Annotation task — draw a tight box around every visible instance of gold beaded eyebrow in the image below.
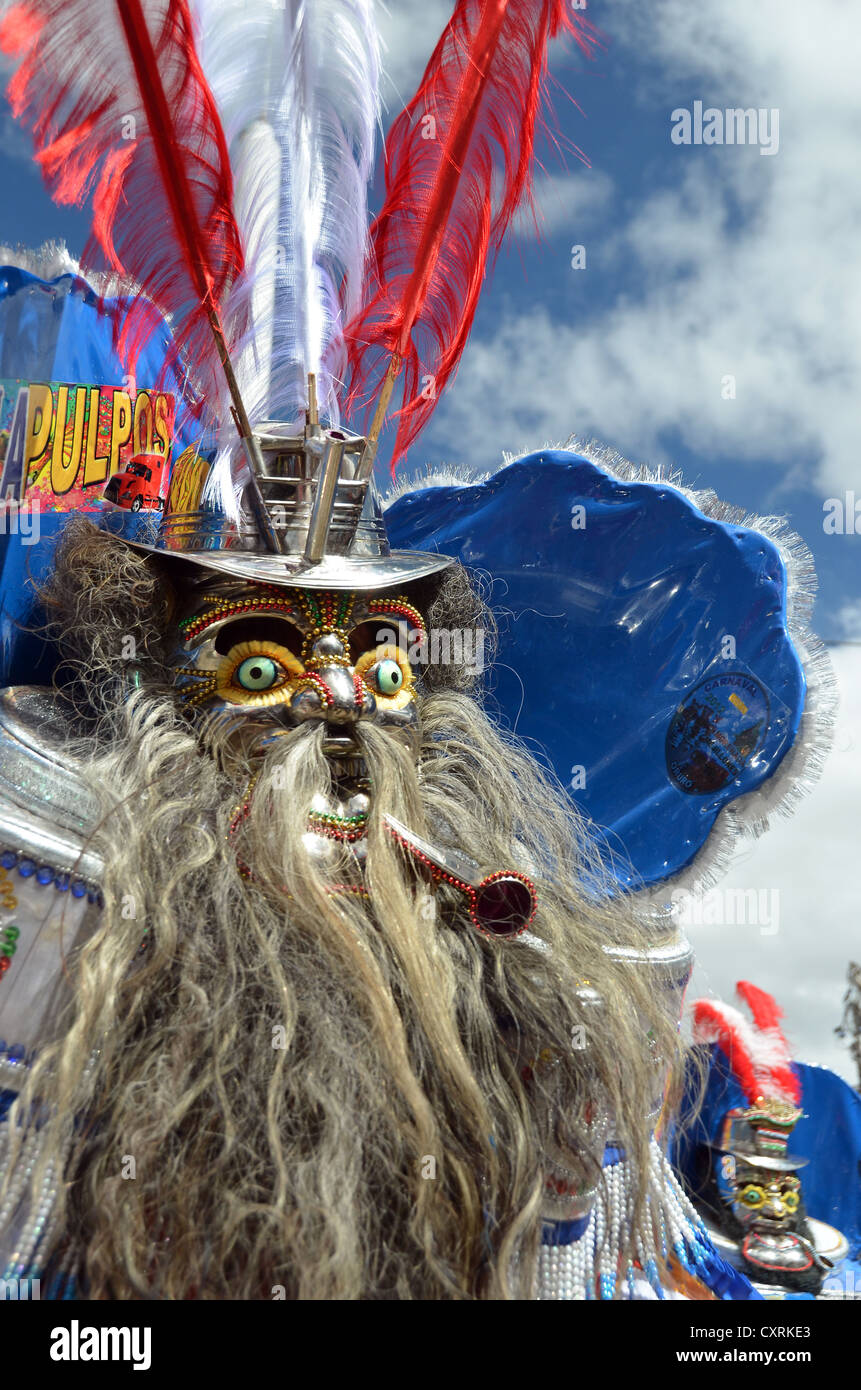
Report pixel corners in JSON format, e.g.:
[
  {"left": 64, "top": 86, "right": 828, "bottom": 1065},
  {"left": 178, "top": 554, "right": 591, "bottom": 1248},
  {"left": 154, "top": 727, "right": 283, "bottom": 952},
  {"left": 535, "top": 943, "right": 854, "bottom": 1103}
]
[{"left": 179, "top": 588, "right": 303, "bottom": 643}]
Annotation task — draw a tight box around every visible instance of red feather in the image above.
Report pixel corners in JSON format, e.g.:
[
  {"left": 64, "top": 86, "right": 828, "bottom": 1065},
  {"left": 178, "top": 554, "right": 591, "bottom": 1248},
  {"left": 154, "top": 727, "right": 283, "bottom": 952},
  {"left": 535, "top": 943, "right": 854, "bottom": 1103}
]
[
  {"left": 735, "top": 980, "right": 799, "bottom": 1103},
  {"left": 692, "top": 993, "right": 800, "bottom": 1106},
  {"left": 344, "top": 0, "right": 601, "bottom": 467},
  {"left": 736, "top": 979, "right": 784, "bottom": 1033},
  {"left": 0, "top": 0, "right": 245, "bottom": 414},
  {"left": 692, "top": 999, "right": 762, "bottom": 1105}
]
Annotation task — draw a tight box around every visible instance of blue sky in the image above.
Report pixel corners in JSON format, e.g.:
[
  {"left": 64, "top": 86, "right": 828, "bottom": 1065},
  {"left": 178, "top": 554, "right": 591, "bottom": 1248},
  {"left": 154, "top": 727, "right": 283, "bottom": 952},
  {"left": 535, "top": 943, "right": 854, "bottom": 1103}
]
[{"left": 0, "top": 0, "right": 859, "bottom": 1079}]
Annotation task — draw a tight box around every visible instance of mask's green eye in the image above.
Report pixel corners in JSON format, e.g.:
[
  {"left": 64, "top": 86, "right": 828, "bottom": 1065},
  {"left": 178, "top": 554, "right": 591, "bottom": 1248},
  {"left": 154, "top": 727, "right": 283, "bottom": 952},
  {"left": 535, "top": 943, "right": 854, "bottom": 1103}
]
[
  {"left": 214, "top": 640, "right": 301, "bottom": 706},
  {"left": 374, "top": 658, "right": 403, "bottom": 694},
  {"left": 236, "top": 656, "right": 280, "bottom": 691},
  {"left": 739, "top": 1185, "right": 765, "bottom": 1208}
]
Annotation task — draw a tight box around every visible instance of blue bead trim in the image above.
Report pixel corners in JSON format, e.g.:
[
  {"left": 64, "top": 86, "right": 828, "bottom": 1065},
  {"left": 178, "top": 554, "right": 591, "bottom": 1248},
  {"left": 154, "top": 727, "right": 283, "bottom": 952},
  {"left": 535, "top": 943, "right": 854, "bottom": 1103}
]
[
  {"left": 678, "top": 1229, "right": 764, "bottom": 1300},
  {"left": 0, "top": 847, "right": 101, "bottom": 904},
  {"left": 0, "top": 1043, "right": 33, "bottom": 1100}
]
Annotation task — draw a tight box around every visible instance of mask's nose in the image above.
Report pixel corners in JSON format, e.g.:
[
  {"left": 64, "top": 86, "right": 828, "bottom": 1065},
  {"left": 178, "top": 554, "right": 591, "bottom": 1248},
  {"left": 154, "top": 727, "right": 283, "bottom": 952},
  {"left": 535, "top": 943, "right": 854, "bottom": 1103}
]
[
  {"left": 289, "top": 632, "right": 377, "bottom": 725},
  {"left": 760, "top": 1187, "right": 788, "bottom": 1223},
  {"left": 290, "top": 664, "right": 377, "bottom": 723}
]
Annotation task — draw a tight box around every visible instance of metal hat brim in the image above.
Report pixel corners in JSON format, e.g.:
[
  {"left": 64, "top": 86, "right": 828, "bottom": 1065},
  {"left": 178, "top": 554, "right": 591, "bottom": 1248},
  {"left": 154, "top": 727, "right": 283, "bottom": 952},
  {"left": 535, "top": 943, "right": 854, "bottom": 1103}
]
[
  {"left": 121, "top": 538, "right": 455, "bottom": 592},
  {"left": 713, "top": 1144, "right": 809, "bottom": 1173}
]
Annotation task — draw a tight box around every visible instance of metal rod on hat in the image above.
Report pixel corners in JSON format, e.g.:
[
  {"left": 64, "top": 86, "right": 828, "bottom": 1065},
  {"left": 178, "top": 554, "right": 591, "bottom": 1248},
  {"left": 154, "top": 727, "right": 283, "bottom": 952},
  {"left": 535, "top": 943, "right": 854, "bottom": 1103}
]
[
  {"left": 356, "top": 354, "right": 400, "bottom": 481},
  {"left": 206, "top": 305, "right": 283, "bottom": 555},
  {"left": 306, "top": 373, "right": 319, "bottom": 432},
  {"left": 304, "top": 434, "right": 347, "bottom": 562}
]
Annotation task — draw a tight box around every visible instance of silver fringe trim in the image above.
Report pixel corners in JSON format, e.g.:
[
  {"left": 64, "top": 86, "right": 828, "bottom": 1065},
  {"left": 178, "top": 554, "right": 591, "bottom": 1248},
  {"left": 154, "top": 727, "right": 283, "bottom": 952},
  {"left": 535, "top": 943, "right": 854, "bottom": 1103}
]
[
  {"left": 0, "top": 239, "right": 136, "bottom": 300},
  {"left": 0, "top": 1051, "right": 98, "bottom": 1289}
]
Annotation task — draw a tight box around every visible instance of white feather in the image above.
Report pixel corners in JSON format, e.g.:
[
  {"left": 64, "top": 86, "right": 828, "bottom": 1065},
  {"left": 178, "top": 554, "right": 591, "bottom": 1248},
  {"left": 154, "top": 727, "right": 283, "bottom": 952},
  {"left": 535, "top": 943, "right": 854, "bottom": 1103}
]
[
  {"left": 190, "top": 0, "right": 379, "bottom": 437},
  {"left": 693, "top": 999, "right": 798, "bottom": 1103}
]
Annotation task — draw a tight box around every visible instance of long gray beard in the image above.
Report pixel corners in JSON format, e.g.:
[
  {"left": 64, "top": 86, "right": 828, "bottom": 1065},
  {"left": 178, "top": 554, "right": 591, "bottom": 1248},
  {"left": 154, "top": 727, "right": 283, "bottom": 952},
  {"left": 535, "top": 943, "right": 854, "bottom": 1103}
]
[{"left": 11, "top": 687, "right": 674, "bottom": 1299}]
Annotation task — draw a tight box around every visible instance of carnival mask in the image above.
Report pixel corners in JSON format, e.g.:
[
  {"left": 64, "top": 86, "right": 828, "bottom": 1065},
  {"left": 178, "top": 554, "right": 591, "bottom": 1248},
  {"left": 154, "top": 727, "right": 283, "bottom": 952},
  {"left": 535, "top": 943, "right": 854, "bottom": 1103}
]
[
  {"left": 713, "top": 1100, "right": 826, "bottom": 1290},
  {"left": 726, "top": 1160, "right": 819, "bottom": 1283},
  {"left": 731, "top": 1165, "right": 801, "bottom": 1231},
  {"left": 172, "top": 577, "right": 427, "bottom": 762}
]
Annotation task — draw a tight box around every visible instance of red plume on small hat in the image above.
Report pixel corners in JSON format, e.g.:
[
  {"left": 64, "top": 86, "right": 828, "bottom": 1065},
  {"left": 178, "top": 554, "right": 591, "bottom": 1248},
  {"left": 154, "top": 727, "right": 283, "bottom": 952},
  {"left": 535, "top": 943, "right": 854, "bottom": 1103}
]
[{"left": 692, "top": 981, "right": 801, "bottom": 1105}]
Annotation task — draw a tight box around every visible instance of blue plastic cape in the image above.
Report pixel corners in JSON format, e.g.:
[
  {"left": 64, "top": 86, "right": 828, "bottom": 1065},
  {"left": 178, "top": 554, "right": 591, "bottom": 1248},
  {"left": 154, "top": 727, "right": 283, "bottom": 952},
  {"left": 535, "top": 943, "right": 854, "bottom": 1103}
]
[
  {"left": 0, "top": 265, "right": 196, "bottom": 401},
  {"left": 386, "top": 455, "right": 806, "bottom": 891}
]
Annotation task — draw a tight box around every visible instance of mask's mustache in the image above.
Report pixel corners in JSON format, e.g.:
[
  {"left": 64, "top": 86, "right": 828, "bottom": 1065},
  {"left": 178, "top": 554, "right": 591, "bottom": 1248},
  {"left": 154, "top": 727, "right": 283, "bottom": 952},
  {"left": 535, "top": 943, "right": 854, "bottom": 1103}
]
[
  {"left": 193, "top": 702, "right": 324, "bottom": 781},
  {"left": 220, "top": 719, "right": 426, "bottom": 884},
  {"left": 227, "top": 718, "right": 425, "bottom": 900},
  {"left": 253, "top": 718, "right": 327, "bottom": 784},
  {"left": 251, "top": 720, "right": 422, "bottom": 811},
  {"left": 353, "top": 721, "right": 425, "bottom": 828}
]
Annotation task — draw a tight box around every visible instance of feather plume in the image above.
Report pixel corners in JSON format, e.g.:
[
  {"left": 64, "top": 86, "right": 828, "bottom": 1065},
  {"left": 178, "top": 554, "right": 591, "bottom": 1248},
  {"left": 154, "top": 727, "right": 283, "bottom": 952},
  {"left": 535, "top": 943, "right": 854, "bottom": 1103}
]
[
  {"left": 0, "top": 0, "right": 247, "bottom": 417},
  {"left": 191, "top": 0, "right": 379, "bottom": 431},
  {"left": 735, "top": 980, "right": 799, "bottom": 1101},
  {"left": 344, "top": 0, "right": 601, "bottom": 466},
  {"left": 736, "top": 979, "right": 785, "bottom": 1035},
  {"left": 692, "top": 992, "right": 800, "bottom": 1105}
]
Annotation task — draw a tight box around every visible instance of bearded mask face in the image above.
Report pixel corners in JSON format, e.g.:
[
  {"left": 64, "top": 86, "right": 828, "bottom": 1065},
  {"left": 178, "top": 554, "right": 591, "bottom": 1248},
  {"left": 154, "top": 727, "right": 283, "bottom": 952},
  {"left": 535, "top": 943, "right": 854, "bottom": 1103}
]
[
  {"left": 727, "top": 1162, "right": 818, "bottom": 1286},
  {"left": 167, "top": 572, "right": 537, "bottom": 938},
  {"left": 170, "top": 576, "right": 426, "bottom": 766},
  {"left": 716, "top": 1100, "right": 807, "bottom": 1238},
  {"left": 710, "top": 1101, "right": 824, "bottom": 1291},
  {"left": 3, "top": 519, "right": 690, "bottom": 1301},
  {"left": 731, "top": 1165, "right": 802, "bottom": 1232}
]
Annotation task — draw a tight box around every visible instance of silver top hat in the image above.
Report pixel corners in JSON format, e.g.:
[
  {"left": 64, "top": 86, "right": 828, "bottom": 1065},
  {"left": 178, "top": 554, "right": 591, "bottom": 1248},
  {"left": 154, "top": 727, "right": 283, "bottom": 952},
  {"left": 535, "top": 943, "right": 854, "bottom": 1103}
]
[
  {"left": 714, "top": 1100, "right": 809, "bottom": 1174},
  {"left": 722, "top": 1145, "right": 809, "bottom": 1175},
  {"left": 103, "top": 381, "right": 453, "bottom": 594}
]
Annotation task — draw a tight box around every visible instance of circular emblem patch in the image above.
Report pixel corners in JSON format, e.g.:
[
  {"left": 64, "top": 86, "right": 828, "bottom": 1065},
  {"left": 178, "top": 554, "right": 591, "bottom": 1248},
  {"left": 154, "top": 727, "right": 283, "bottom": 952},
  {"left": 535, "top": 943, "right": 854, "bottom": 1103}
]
[{"left": 666, "top": 672, "right": 770, "bottom": 794}]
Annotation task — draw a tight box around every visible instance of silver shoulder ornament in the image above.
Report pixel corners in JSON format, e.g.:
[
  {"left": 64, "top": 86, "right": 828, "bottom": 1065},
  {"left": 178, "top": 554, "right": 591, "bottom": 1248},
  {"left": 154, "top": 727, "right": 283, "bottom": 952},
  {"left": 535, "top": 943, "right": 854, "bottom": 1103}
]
[{"left": 0, "top": 686, "right": 103, "bottom": 1090}]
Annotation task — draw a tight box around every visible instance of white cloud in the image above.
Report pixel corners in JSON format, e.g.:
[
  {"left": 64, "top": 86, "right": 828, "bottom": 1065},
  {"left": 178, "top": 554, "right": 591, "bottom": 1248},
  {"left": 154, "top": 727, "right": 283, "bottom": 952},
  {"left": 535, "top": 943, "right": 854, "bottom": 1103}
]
[
  {"left": 834, "top": 600, "right": 861, "bottom": 642},
  {"left": 421, "top": 0, "right": 861, "bottom": 502},
  {"left": 375, "top": 0, "right": 453, "bottom": 115},
  {"left": 511, "top": 168, "right": 614, "bottom": 239},
  {"left": 687, "top": 644, "right": 861, "bottom": 1085}
]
